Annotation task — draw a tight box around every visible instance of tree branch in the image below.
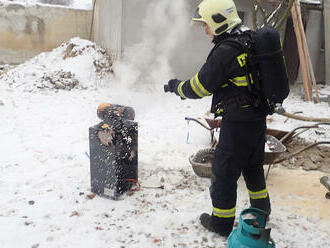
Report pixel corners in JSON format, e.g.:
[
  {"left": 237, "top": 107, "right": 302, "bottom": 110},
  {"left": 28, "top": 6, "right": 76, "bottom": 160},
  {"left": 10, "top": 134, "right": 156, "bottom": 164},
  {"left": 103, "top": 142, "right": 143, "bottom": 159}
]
[
  {"left": 256, "top": 0, "right": 267, "bottom": 26},
  {"left": 275, "top": 0, "right": 295, "bottom": 30},
  {"left": 267, "top": 1, "right": 283, "bottom": 27}
]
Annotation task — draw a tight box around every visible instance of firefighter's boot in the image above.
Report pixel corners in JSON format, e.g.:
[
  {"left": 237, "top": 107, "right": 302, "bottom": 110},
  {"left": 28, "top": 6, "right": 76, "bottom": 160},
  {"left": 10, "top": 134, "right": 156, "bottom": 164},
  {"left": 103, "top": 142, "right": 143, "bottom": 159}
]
[{"left": 200, "top": 213, "right": 233, "bottom": 237}]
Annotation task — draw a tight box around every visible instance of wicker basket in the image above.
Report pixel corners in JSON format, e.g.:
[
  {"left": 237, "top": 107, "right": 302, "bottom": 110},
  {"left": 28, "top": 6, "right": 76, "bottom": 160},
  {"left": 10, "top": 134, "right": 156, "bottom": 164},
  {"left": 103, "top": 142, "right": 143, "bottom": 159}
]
[{"left": 189, "top": 135, "right": 286, "bottom": 178}]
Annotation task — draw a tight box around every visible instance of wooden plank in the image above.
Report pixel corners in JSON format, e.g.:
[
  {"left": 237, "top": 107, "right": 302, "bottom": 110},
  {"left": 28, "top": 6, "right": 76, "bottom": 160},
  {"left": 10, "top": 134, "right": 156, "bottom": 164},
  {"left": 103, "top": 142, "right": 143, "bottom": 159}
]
[
  {"left": 294, "top": 1, "right": 314, "bottom": 101},
  {"left": 291, "top": 1, "right": 313, "bottom": 101},
  {"left": 305, "top": 46, "right": 320, "bottom": 103},
  {"left": 295, "top": 1, "right": 320, "bottom": 102}
]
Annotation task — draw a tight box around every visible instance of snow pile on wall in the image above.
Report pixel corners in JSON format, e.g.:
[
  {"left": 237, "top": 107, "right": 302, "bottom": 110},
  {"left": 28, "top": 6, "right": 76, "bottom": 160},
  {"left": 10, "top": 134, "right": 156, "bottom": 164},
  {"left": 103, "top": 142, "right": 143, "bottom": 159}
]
[
  {"left": 300, "top": 0, "right": 321, "bottom": 4},
  {"left": 0, "top": 0, "right": 92, "bottom": 9},
  {"left": 38, "top": 0, "right": 73, "bottom": 5},
  {"left": 0, "top": 37, "right": 113, "bottom": 92}
]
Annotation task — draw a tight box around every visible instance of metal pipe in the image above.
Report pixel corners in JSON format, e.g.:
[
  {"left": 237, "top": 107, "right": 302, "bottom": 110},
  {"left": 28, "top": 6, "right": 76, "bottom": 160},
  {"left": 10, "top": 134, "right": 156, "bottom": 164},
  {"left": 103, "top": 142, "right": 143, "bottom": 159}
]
[
  {"left": 185, "top": 117, "right": 212, "bottom": 131},
  {"left": 320, "top": 176, "right": 330, "bottom": 191}
]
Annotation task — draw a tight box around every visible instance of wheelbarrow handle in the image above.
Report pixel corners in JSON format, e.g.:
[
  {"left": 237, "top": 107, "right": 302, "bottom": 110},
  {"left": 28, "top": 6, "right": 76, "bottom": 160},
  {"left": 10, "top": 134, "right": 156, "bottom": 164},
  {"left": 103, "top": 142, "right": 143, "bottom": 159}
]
[
  {"left": 185, "top": 117, "right": 212, "bottom": 131},
  {"left": 280, "top": 123, "right": 330, "bottom": 143}
]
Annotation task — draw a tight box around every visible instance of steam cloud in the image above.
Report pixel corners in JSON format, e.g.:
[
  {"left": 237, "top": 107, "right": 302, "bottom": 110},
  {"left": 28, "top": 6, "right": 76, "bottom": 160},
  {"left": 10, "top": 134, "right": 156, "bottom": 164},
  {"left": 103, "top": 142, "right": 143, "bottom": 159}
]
[{"left": 113, "top": 0, "right": 192, "bottom": 91}]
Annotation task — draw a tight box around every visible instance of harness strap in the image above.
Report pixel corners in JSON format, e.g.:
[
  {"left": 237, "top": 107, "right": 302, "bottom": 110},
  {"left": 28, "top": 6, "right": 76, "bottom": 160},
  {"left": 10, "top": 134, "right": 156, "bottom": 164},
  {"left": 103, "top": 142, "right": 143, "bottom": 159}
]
[{"left": 215, "top": 94, "right": 256, "bottom": 116}]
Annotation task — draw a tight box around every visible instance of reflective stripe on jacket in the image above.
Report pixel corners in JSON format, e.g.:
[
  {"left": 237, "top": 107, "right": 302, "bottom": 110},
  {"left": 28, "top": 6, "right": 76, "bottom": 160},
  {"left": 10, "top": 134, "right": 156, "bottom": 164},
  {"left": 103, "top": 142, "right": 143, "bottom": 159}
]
[{"left": 175, "top": 28, "right": 266, "bottom": 121}]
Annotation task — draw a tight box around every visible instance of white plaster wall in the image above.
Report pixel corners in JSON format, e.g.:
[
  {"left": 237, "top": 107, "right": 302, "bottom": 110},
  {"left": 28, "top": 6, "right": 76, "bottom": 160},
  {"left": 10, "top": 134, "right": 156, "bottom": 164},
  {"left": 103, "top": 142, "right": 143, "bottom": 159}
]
[
  {"left": 0, "top": 2, "right": 92, "bottom": 64},
  {"left": 92, "top": 0, "right": 122, "bottom": 60},
  {"left": 296, "top": 9, "right": 325, "bottom": 83},
  {"left": 323, "top": 0, "right": 330, "bottom": 84}
]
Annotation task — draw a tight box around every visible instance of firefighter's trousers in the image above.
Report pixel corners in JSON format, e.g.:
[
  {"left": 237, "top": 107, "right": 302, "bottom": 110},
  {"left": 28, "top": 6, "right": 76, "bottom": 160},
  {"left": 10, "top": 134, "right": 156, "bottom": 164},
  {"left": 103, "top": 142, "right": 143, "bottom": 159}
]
[{"left": 210, "top": 119, "right": 271, "bottom": 231}]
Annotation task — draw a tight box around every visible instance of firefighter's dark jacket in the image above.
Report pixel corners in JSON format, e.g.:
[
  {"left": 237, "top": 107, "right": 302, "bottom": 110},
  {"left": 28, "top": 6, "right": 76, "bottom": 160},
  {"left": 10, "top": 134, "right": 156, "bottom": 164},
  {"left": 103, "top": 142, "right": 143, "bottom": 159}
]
[{"left": 174, "top": 26, "right": 266, "bottom": 122}]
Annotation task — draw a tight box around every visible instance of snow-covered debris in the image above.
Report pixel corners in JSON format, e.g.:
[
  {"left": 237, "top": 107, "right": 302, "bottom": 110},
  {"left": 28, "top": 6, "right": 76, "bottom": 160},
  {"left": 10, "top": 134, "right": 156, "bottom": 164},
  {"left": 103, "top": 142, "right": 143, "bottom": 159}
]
[
  {"left": 38, "top": 70, "right": 79, "bottom": 90},
  {"left": 0, "top": 37, "right": 113, "bottom": 92},
  {"left": 0, "top": 64, "right": 14, "bottom": 75},
  {"left": 267, "top": 88, "right": 330, "bottom": 143}
]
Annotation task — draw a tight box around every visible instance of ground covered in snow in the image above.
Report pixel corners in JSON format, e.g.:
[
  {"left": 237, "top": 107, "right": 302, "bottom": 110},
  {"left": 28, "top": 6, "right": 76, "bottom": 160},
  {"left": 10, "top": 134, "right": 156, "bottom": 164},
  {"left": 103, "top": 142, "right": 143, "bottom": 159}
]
[{"left": 1, "top": 36, "right": 330, "bottom": 248}]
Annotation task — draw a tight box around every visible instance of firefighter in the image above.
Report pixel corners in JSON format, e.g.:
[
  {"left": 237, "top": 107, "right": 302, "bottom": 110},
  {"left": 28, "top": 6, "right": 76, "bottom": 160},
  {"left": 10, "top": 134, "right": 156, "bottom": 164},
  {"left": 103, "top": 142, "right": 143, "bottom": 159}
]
[{"left": 164, "top": 0, "right": 271, "bottom": 237}]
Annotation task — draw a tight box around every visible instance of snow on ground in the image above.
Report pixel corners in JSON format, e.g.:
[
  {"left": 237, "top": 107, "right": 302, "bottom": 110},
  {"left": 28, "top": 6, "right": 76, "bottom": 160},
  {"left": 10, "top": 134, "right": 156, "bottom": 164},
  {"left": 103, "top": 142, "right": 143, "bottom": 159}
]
[
  {"left": 0, "top": 0, "right": 330, "bottom": 245},
  {"left": 0, "top": 36, "right": 330, "bottom": 248},
  {"left": 267, "top": 89, "right": 330, "bottom": 143}
]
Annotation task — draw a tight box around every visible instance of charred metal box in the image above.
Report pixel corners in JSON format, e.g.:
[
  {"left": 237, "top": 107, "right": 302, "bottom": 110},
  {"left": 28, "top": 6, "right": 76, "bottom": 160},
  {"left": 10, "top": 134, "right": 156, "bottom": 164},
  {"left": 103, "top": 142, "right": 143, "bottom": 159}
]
[{"left": 89, "top": 103, "right": 138, "bottom": 199}]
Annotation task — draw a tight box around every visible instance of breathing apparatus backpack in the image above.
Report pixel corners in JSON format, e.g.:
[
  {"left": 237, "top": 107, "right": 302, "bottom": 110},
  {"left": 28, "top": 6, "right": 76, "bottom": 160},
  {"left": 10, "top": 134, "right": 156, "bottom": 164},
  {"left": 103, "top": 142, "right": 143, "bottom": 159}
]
[{"left": 225, "top": 26, "right": 290, "bottom": 114}]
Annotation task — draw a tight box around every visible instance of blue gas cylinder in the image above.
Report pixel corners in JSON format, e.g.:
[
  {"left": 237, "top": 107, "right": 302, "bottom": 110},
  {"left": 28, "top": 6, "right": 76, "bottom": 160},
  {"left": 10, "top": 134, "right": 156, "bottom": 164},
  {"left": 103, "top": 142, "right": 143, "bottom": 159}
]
[{"left": 227, "top": 208, "right": 275, "bottom": 248}]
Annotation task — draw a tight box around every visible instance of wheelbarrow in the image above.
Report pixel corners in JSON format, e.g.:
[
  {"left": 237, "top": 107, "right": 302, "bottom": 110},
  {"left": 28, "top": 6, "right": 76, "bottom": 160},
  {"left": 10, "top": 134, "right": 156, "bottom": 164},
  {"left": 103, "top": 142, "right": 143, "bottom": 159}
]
[
  {"left": 186, "top": 117, "right": 330, "bottom": 179},
  {"left": 186, "top": 117, "right": 329, "bottom": 146},
  {"left": 189, "top": 135, "right": 286, "bottom": 178}
]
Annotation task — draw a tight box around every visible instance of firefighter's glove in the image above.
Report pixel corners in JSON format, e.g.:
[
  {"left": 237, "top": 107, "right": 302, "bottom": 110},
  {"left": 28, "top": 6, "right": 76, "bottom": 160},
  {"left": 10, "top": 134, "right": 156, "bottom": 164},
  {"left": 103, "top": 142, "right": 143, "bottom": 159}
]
[
  {"left": 164, "top": 79, "right": 179, "bottom": 93},
  {"left": 164, "top": 79, "right": 186, "bottom": 100}
]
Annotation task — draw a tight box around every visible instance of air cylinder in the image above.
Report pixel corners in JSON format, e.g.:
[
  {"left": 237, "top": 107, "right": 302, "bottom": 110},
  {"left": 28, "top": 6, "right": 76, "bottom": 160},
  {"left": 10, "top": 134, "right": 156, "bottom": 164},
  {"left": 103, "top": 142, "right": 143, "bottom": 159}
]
[{"left": 253, "top": 26, "right": 290, "bottom": 104}]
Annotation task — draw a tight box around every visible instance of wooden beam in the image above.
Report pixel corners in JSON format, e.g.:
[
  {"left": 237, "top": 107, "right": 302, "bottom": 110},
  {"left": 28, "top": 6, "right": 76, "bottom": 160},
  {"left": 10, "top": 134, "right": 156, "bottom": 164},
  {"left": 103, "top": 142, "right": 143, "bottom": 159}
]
[
  {"left": 295, "top": 1, "right": 320, "bottom": 103},
  {"left": 291, "top": 1, "right": 313, "bottom": 101}
]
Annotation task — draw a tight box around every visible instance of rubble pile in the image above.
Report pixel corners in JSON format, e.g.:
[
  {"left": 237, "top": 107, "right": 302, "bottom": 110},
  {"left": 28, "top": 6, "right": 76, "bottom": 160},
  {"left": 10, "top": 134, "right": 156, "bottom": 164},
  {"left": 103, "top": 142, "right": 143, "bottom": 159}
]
[
  {"left": 0, "top": 37, "right": 113, "bottom": 91},
  {"left": 62, "top": 40, "right": 113, "bottom": 79},
  {"left": 38, "top": 70, "right": 80, "bottom": 90},
  {"left": 280, "top": 138, "right": 330, "bottom": 173}
]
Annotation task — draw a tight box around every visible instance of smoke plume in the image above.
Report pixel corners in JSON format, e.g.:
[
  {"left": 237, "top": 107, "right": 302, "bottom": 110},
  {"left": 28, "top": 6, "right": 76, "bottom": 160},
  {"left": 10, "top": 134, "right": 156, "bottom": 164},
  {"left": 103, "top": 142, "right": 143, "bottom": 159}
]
[{"left": 113, "top": 0, "right": 192, "bottom": 91}]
